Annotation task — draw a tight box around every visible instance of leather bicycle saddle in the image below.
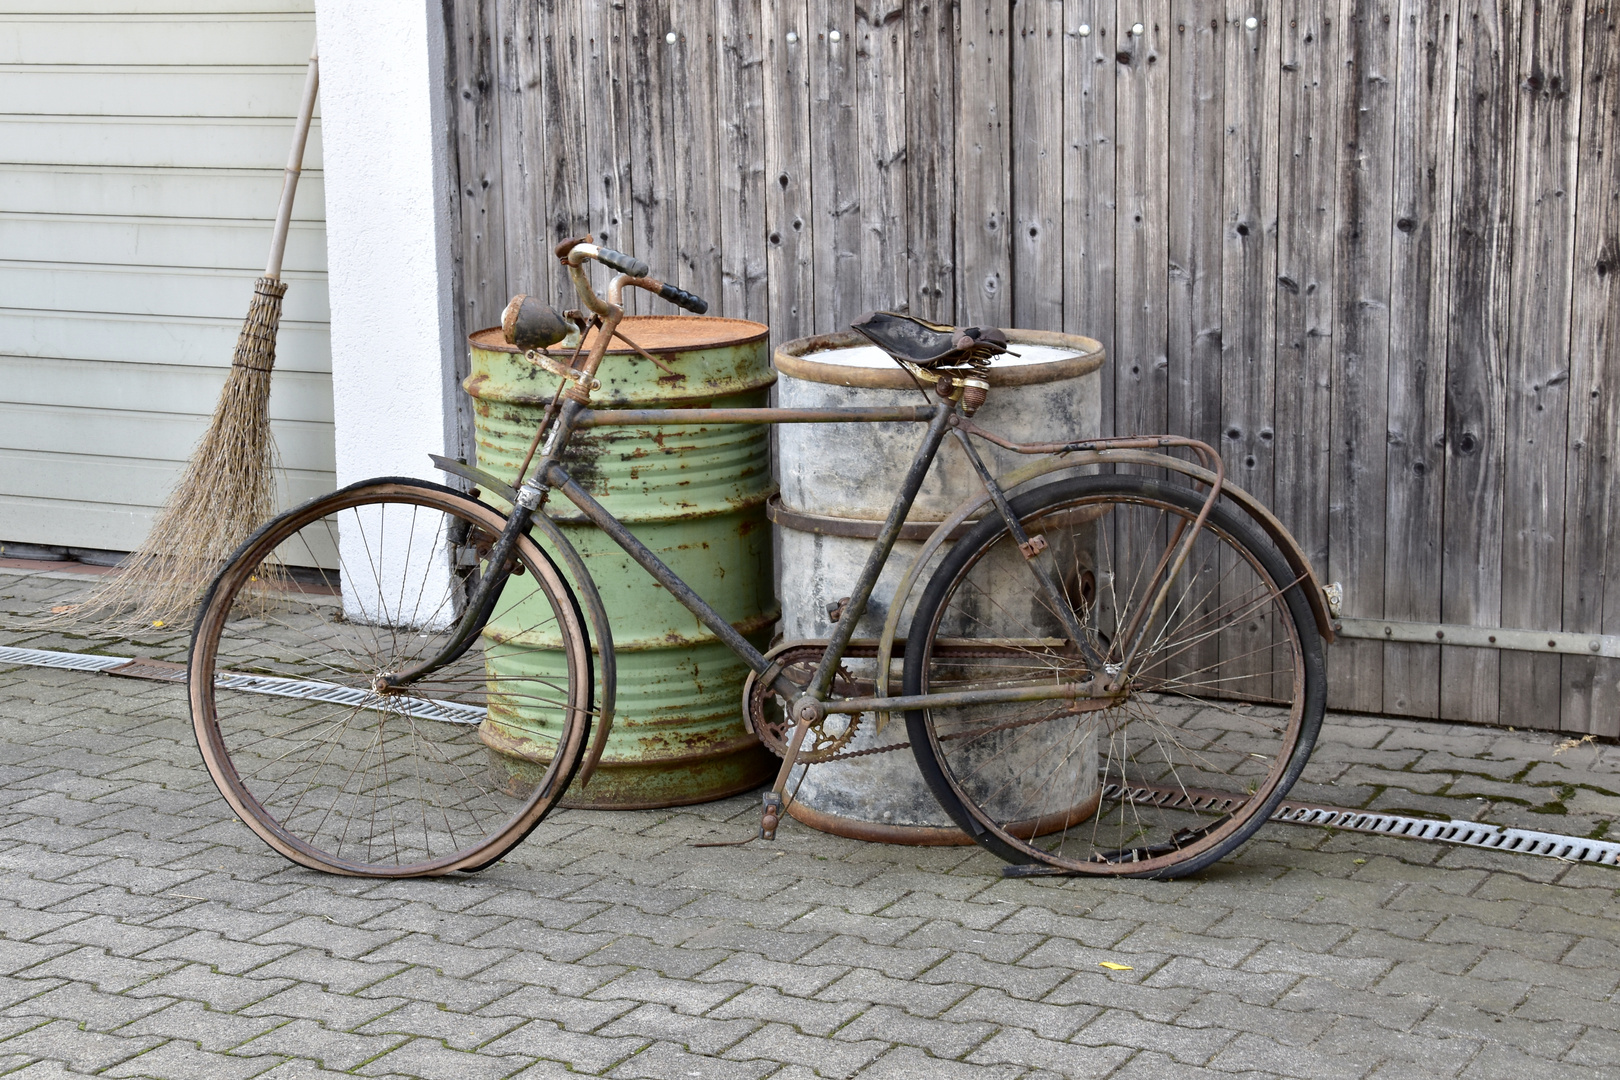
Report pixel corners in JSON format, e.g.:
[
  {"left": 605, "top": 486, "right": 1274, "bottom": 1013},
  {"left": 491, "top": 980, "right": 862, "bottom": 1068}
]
[{"left": 850, "top": 311, "right": 1010, "bottom": 369}]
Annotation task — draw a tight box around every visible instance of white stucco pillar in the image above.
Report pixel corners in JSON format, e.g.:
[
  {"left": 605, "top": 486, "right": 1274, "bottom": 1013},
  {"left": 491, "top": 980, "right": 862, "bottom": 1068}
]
[
  {"left": 315, "top": 0, "right": 459, "bottom": 488},
  {"left": 315, "top": 2, "right": 460, "bottom": 626}
]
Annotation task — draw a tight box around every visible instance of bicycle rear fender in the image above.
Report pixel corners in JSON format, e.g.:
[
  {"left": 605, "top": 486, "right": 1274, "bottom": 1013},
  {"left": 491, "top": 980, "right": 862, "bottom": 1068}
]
[
  {"left": 432, "top": 455, "right": 617, "bottom": 789},
  {"left": 872, "top": 449, "right": 1335, "bottom": 719}
]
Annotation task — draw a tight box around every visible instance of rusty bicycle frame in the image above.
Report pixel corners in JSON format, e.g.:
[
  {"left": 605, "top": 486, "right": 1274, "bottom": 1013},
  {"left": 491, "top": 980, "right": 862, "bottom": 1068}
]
[{"left": 398, "top": 239, "right": 1325, "bottom": 841}]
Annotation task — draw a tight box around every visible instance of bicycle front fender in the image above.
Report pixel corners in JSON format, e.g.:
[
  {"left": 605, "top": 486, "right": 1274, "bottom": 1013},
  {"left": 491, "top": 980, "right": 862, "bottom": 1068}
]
[
  {"left": 432, "top": 454, "right": 617, "bottom": 789},
  {"left": 523, "top": 512, "right": 616, "bottom": 790}
]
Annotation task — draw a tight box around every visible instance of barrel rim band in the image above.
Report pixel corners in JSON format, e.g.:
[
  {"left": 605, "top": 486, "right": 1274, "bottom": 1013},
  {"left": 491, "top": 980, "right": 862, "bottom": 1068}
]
[
  {"left": 774, "top": 328, "right": 1105, "bottom": 390},
  {"left": 766, "top": 494, "right": 976, "bottom": 542}
]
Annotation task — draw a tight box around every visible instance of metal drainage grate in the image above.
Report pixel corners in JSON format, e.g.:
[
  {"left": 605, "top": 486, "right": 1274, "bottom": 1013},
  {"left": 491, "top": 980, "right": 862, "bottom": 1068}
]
[
  {"left": 1, "top": 645, "right": 485, "bottom": 726},
  {"left": 0, "top": 645, "right": 133, "bottom": 673},
  {"left": 1100, "top": 782, "right": 1620, "bottom": 868}
]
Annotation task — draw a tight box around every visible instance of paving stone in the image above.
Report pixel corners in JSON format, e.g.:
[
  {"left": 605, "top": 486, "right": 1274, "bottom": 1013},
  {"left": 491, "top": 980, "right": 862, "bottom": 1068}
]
[
  {"left": 1316, "top": 1016, "right": 1481, "bottom": 1072},
  {"left": 964, "top": 1028, "right": 1132, "bottom": 1077},
  {"left": 242, "top": 984, "right": 408, "bottom": 1030},
  {"left": 857, "top": 1045, "right": 1027, "bottom": 1079},
  {"left": 21, "top": 947, "right": 180, "bottom": 994},
  {"left": 1144, "top": 957, "right": 1299, "bottom": 1007},
  {"left": 102, "top": 1041, "right": 283, "bottom": 1080},
  {"left": 0, "top": 975, "right": 66, "bottom": 1012},
  {"left": 707, "top": 986, "right": 863, "bottom": 1038},
  {"left": 695, "top": 955, "right": 846, "bottom": 998},
  {"left": 122, "top": 964, "right": 293, "bottom": 1011},
  {"left": 0, "top": 940, "right": 77, "bottom": 978},
  {"left": 473, "top": 984, "right": 634, "bottom": 1032},
  {"left": 1370, "top": 963, "right": 1529, "bottom": 1013},
  {"left": 607, "top": 1039, "right": 773, "bottom": 1080},
  {"left": 0, "top": 1019, "right": 163, "bottom": 1073},
  {"left": 939, "top": 986, "right": 1092, "bottom": 1040},
  {"left": 891, "top": 920, "right": 1041, "bottom": 965},
  {"left": 355, "top": 1036, "right": 532, "bottom": 1079},
  {"left": 1041, "top": 971, "right": 1200, "bottom": 1024},
  {"left": 793, "top": 937, "right": 947, "bottom": 981},
  {"left": 250, "top": 916, "right": 406, "bottom": 962},
  {"left": 482, "top": 1017, "right": 646, "bottom": 1072},
  {"left": 1177, "top": 990, "right": 1332, "bottom": 1046},
  {"left": 918, "top": 955, "right": 1068, "bottom": 1001},
  {"left": 1459, "top": 1043, "right": 1601, "bottom": 1080},
  {"left": 360, "top": 932, "right": 514, "bottom": 978},
  {"left": 813, "top": 969, "right": 972, "bottom": 1020},
  {"left": 1071, "top": 1009, "right": 1237, "bottom": 1065},
  {"left": 1240, "top": 942, "right": 1393, "bottom": 990},
  {"left": 135, "top": 930, "right": 301, "bottom": 975},
  {"left": 600, "top": 1002, "right": 758, "bottom": 1055},
  {"left": 357, "top": 966, "right": 522, "bottom": 1013},
  {"left": 479, "top": 952, "right": 626, "bottom": 995},
  {"left": 236, "top": 1018, "right": 408, "bottom": 1071},
  {"left": 678, "top": 923, "right": 830, "bottom": 963},
  {"left": 0, "top": 982, "right": 171, "bottom": 1032},
  {"left": 244, "top": 949, "right": 407, "bottom": 994},
  {"left": 722, "top": 1022, "right": 886, "bottom": 1079},
  {"left": 354, "top": 1001, "right": 528, "bottom": 1050},
  {"left": 832, "top": 1003, "right": 995, "bottom": 1058},
  {"left": 1464, "top": 949, "right": 1620, "bottom": 997},
  {"left": 1208, "top": 1030, "right": 1377, "bottom": 1079},
  {"left": 1562, "top": 1025, "right": 1620, "bottom": 1069}
]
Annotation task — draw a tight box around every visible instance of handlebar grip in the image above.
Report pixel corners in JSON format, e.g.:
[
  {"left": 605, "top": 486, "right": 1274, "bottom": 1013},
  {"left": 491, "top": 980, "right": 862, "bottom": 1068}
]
[
  {"left": 594, "top": 246, "right": 651, "bottom": 279},
  {"left": 658, "top": 282, "right": 710, "bottom": 315}
]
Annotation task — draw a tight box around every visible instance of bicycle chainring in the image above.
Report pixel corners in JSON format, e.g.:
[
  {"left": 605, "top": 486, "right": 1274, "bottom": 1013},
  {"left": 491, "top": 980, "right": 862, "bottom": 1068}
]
[{"left": 744, "top": 643, "right": 870, "bottom": 763}]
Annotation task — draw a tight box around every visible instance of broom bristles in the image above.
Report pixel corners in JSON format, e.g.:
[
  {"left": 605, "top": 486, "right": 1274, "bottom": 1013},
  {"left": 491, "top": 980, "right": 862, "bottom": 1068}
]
[{"left": 65, "top": 277, "right": 289, "bottom": 629}]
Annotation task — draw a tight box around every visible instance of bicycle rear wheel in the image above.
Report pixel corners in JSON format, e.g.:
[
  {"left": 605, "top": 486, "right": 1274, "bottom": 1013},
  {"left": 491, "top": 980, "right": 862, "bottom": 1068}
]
[
  {"left": 188, "top": 478, "right": 593, "bottom": 876},
  {"left": 903, "top": 474, "right": 1325, "bottom": 878}
]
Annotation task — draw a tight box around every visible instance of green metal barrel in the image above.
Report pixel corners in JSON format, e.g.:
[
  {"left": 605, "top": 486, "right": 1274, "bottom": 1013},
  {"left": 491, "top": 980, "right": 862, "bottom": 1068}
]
[{"left": 466, "top": 318, "right": 777, "bottom": 809}]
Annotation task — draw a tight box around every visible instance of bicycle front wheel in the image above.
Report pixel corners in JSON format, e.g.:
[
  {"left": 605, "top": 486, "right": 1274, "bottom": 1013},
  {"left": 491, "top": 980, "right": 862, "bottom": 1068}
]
[
  {"left": 189, "top": 478, "right": 593, "bottom": 876},
  {"left": 903, "top": 474, "right": 1326, "bottom": 878}
]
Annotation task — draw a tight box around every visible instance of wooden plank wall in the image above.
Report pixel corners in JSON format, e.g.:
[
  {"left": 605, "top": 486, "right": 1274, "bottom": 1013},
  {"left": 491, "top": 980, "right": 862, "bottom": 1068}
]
[{"left": 442, "top": 0, "right": 1620, "bottom": 735}]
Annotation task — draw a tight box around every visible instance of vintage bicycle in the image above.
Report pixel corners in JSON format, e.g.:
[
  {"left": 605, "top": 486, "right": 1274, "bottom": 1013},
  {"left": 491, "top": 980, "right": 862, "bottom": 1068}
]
[{"left": 187, "top": 238, "right": 1334, "bottom": 880}]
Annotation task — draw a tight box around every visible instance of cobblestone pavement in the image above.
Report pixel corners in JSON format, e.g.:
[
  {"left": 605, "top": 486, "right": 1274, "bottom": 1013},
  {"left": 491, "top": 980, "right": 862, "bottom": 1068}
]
[{"left": 2, "top": 562, "right": 1618, "bottom": 1079}]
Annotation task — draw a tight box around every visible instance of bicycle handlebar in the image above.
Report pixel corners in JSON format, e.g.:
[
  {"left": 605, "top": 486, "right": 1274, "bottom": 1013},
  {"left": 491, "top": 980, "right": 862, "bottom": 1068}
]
[
  {"left": 656, "top": 282, "right": 709, "bottom": 315},
  {"left": 593, "top": 246, "right": 650, "bottom": 280},
  {"left": 555, "top": 234, "right": 709, "bottom": 317}
]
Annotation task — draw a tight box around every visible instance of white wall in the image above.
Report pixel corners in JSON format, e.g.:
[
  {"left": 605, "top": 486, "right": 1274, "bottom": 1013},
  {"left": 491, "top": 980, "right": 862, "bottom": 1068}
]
[{"left": 314, "top": 0, "right": 459, "bottom": 489}]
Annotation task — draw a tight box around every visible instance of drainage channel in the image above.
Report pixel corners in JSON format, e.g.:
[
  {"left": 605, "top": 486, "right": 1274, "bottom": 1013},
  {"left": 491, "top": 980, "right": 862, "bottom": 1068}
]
[
  {"left": 3, "top": 644, "right": 1617, "bottom": 869},
  {"left": 0, "top": 644, "right": 485, "bottom": 726}
]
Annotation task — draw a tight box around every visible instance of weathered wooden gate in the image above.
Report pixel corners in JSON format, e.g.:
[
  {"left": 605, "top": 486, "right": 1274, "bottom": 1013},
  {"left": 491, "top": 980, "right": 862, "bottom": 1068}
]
[{"left": 441, "top": 0, "right": 1620, "bottom": 735}]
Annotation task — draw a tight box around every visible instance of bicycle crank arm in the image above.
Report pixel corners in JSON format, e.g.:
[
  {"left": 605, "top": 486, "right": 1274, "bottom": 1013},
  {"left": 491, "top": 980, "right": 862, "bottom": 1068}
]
[{"left": 814, "top": 680, "right": 1117, "bottom": 716}]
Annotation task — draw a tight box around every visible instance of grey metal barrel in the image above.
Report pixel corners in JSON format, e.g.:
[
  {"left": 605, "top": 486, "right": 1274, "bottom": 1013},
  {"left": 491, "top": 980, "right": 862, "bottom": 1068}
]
[{"left": 771, "top": 329, "right": 1106, "bottom": 843}]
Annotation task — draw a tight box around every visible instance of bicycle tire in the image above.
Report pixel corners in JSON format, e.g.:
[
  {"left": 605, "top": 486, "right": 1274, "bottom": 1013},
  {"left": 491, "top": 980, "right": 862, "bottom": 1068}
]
[
  {"left": 189, "top": 478, "right": 593, "bottom": 877},
  {"left": 903, "top": 474, "right": 1326, "bottom": 878}
]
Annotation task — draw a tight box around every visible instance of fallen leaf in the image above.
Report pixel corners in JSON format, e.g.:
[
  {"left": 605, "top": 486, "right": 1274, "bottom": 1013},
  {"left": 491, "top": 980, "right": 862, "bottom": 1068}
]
[
  {"left": 151, "top": 620, "right": 165, "bottom": 628},
  {"left": 50, "top": 605, "right": 73, "bottom": 614},
  {"left": 1098, "top": 961, "right": 1133, "bottom": 971}
]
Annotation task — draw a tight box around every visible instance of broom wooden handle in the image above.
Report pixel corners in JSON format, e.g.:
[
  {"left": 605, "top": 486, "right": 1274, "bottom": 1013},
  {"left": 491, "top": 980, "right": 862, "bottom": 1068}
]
[{"left": 265, "top": 43, "right": 320, "bottom": 281}]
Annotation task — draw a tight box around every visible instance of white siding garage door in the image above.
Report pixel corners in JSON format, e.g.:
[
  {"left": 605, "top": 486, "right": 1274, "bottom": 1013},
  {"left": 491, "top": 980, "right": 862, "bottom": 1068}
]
[{"left": 0, "top": 1, "right": 332, "bottom": 553}]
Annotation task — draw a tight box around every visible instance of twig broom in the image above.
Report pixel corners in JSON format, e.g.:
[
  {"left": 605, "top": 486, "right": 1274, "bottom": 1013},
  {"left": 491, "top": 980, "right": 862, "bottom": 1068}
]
[{"left": 70, "top": 45, "right": 320, "bottom": 629}]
